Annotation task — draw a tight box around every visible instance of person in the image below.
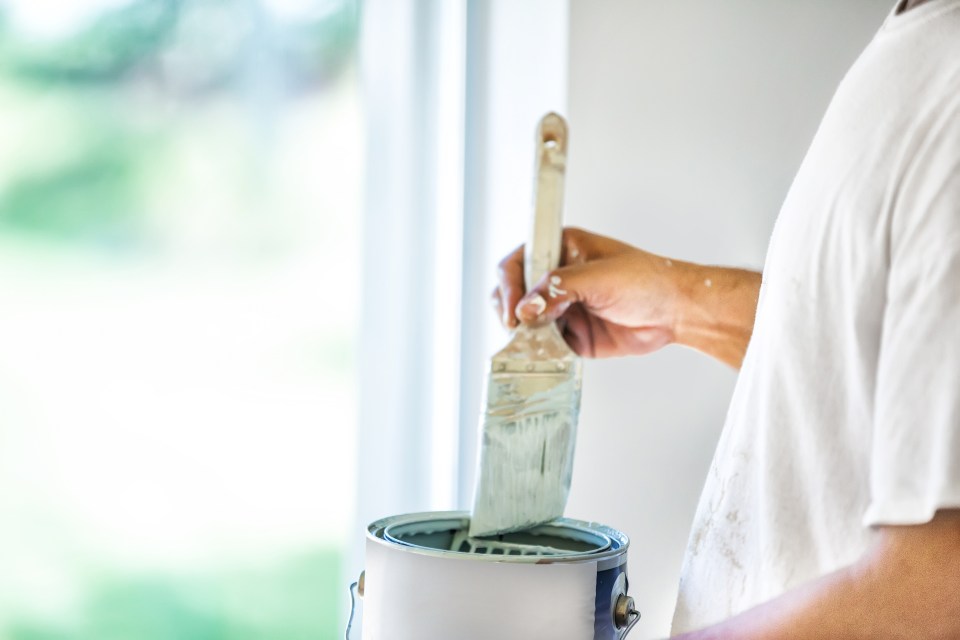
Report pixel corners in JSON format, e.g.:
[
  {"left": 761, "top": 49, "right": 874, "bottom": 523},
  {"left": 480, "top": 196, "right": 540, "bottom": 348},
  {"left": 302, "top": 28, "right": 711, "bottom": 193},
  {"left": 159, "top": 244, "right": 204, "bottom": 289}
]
[{"left": 493, "top": 0, "right": 960, "bottom": 637}]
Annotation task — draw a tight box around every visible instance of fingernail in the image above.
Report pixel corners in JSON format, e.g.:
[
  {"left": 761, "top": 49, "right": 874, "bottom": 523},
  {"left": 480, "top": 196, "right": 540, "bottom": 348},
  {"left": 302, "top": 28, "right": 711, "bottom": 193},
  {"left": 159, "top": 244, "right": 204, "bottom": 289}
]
[
  {"left": 516, "top": 294, "right": 547, "bottom": 321},
  {"left": 503, "top": 308, "right": 513, "bottom": 326}
]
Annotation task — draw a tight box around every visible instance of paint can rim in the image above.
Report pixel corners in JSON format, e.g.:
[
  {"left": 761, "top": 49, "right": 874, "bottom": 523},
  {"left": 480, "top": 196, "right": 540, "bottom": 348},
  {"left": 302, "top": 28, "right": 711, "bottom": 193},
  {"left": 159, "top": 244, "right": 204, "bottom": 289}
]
[{"left": 366, "top": 510, "right": 630, "bottom": 566}]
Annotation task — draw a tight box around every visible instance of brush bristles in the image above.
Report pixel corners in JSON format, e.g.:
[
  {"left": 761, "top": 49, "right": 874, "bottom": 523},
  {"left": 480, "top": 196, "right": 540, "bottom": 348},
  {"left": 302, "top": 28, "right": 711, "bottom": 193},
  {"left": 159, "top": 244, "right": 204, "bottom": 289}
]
[{"left": 469, "top": 398, "right": 580, "bottom": 537}]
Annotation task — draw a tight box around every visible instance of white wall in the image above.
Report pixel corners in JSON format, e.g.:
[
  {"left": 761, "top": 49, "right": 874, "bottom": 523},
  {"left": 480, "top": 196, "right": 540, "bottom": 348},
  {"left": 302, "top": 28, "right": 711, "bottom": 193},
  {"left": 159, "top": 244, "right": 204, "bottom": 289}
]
[{"left": 563, "top": 1, "right": 891, "bottom": 636}]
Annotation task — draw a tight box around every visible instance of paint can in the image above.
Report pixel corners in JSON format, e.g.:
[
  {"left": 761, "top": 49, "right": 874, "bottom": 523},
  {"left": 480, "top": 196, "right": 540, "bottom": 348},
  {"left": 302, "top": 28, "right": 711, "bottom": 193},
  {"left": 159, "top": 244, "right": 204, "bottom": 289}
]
[{"left": 346, "top": 511, "right": 639, "bottom": 639}]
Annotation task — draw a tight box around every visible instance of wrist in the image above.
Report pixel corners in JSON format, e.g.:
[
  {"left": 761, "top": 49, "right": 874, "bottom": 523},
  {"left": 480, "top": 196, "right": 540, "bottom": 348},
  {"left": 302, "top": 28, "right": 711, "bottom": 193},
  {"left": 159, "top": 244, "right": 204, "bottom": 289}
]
[
  {"left": 667, "top": 262, "right": 761, "bottom": 369},
  {"left": 667, "top": 261, "right": 716, "bottom": 345}
]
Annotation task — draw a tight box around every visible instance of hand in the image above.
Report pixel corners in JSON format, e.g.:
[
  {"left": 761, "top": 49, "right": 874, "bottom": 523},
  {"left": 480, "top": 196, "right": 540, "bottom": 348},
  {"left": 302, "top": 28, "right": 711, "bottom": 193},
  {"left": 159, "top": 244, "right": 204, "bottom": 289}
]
[
  {"left": 492, "top": 227, "right": 682, "bottom": 359},
  {"left": 493, "top": 227, "right": 762, "bottom": 367}
]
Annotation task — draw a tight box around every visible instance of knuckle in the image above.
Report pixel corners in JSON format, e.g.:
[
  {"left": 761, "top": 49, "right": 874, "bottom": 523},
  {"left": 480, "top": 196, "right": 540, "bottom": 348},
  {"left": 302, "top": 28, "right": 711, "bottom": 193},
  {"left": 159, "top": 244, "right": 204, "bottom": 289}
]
[
  {"left": 497, "top": 254, "right": 516, "bottom": 273},
  {"left": 497, "top": 244, "right": 525, "bottom": 273},
  {"left": 497, "top": 264, "right": 522, "bottom": 285}
]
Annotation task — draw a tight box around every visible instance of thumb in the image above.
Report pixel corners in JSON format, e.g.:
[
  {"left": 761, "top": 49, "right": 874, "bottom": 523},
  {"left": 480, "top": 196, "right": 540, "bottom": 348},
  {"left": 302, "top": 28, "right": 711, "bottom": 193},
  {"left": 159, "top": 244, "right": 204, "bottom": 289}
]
[{"left": 514, "top": 265, "right": 589, "bottom": 325}]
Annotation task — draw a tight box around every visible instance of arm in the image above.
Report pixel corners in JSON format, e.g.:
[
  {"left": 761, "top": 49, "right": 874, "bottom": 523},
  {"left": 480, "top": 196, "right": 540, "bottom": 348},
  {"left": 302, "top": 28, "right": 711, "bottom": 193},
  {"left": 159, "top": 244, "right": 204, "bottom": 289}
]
[
  {"left": 670, "top": 261, "right": 761, "bottom": 369},
  {"left": 675, "top": 510, "right": 960, "bottom": 639},
  {"left": 493, "top": 227, "right": 761, "bottom": 368}
]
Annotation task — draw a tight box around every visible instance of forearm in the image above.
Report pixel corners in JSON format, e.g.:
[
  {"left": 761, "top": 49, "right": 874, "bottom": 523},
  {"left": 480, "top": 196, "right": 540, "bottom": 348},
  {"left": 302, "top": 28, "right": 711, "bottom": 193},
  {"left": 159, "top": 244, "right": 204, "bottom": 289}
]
[
  {"left": 674, "top": 564, "right": 872, "bottom": 640},
  {"left": 674, "top": 512, "right": 960, "bottom": 640},
  {"left": 670, "top": 263, "right": 761, "bottom": 369}
]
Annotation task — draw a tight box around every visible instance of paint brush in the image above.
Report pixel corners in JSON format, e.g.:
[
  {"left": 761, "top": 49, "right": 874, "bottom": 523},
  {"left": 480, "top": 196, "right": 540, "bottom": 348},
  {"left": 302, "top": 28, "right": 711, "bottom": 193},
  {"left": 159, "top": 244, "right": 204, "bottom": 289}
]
[{"left": 469, "top": 113, "right": 583, "bottom": 538}]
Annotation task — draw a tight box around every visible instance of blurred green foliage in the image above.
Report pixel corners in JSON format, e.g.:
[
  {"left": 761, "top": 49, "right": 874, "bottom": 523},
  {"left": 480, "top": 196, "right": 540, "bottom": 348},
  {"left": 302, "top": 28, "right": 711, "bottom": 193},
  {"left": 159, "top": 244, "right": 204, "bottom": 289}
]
[
  {"left": 0, "top": 133, "right": 147, "bottom": 247},
  {"left": 6, "top": 550, "right": 342, "bottom": 640},
  {"left": 0, "top": 0, "right": 359, "bottom": 247},
  {"left": 279, "top": 7, "right": 359, "bottom": 88},
  {"left": 0, "top": 0, "right": 358, "bottom": 87},
  {"left": 0, "top": 0, "right": 179, "bottom": 83}
]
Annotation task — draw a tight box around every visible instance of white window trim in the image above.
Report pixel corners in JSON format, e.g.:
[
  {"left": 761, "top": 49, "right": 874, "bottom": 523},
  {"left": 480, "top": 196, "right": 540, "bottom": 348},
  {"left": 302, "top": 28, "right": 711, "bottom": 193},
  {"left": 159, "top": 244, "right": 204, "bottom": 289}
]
[{"left": 349, "top": 0, "right": 569, "bottom": 603}]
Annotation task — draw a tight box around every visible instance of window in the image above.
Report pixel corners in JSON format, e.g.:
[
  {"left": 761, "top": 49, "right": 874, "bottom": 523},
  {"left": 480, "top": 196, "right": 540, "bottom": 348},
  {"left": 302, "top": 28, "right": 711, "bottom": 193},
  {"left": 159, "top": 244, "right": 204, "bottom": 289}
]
[{"left": 0, "top": 1, "right": 360, "bottom": 638}]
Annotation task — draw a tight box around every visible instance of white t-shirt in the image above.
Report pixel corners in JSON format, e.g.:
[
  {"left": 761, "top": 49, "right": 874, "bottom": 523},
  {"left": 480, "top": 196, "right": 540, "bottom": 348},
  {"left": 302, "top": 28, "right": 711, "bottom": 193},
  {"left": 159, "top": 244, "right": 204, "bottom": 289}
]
[{"left": 673, "top": 1, "right": 960, "bottom": 633}]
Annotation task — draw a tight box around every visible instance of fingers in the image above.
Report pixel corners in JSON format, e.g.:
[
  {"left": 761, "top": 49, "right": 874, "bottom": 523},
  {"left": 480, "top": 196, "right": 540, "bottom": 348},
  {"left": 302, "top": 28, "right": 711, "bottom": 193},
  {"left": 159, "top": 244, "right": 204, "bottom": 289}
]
[
  {"left": 560, "top": 228, "right": 588, "bottom": 266},
  {"left": 497, "top": 230, "right": 593, "bottom": 329},
  {"left": 496, "top": 244, "right": 525, "bottom": 328},
  {"left": 560, "top": 303, "right": 595, "bottom": 358},
  {"left": 495, "top": 227, "right": 631, "bottom": 329},
  {"left": 491, "top": 286, "right": 505, "bottom": 323},
  {"left": 561, "top": 226, "right": 635, "bottom": 264},
  {"left": 514, "top": 263, "right": 588, "bottom": 325}
]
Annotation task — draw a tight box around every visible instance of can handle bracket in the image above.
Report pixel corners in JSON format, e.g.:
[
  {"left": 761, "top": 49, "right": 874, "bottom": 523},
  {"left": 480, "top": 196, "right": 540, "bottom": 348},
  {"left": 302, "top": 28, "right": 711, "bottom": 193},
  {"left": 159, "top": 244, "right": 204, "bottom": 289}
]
[
  {"left": 614, "top": 594, "right": 641, "bottom": 638},
  {"left": 345, "top": 571, "right": 364, "bottom": 640}
]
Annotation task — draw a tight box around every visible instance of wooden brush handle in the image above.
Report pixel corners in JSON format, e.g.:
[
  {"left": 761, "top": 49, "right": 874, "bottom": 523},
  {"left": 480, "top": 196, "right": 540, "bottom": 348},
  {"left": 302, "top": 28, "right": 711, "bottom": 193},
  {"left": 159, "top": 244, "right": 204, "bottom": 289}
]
[{"left": 525, "top": 112, "right": 569, "bottom": 290}]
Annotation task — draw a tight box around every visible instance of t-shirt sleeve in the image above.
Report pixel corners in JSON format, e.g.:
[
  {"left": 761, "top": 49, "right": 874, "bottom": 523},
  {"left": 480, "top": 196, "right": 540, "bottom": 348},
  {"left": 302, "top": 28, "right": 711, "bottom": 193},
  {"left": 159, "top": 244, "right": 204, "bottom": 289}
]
[{"left": 864, "top": 97, "right": 960, "bottom": 527}]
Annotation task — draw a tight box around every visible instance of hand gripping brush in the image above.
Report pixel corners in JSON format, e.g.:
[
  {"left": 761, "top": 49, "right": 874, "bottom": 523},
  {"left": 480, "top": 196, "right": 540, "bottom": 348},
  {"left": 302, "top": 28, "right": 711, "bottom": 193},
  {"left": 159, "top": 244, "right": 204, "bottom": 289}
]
[{"left": 469, "top": 113, "right": 583, "bottom": 537}]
